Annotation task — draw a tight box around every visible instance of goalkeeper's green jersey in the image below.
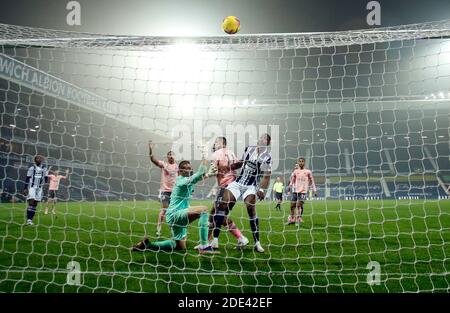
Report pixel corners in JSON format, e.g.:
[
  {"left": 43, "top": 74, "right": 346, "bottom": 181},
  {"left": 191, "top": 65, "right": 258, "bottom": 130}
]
[{"left": 166, "top": 164, "right": 207, "bottom": 214}]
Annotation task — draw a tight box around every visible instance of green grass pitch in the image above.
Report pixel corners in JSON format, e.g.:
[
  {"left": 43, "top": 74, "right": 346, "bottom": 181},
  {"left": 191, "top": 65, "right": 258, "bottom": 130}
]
[{"left": 0, "top": 199, "right": 449, "bottom": 292}]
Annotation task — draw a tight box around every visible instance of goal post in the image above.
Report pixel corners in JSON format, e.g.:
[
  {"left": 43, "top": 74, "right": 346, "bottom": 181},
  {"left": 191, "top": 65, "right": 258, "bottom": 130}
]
[{"left": 0, "top": 20, "right": 449, "bottom": 293}]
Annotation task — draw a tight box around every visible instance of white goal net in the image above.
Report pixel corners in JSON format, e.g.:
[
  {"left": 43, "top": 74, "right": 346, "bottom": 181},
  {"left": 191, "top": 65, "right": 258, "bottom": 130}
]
[{"left": 0, "top": 20, "right": 449, "bottom": 292}]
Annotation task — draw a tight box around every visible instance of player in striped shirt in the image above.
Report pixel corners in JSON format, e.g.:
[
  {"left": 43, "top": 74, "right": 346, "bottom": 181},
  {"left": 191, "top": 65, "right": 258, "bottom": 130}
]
[
  {"left": 287, "top": 157, "right": 317, "bottom": 225},
  {"left": 213, "top": 133, "right": 272, "bottom": 253},
  {"left": 44, "top": 168, "right": 69, "bottom": 215},
  {"left": 23, "top": 155, "right": 49, "bottom": 225},
  {"left": 148, "top": 140, "right": 178, "bottom": 237}
]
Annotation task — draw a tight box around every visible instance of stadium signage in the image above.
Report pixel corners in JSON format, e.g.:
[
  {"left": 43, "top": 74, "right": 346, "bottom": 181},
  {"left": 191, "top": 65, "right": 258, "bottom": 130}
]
[
  {"left": 0, "top": 152, "right": 100, "bottom": 171},
  {"left": 0, "top": 53, "right": 121, "bottom": 118}
]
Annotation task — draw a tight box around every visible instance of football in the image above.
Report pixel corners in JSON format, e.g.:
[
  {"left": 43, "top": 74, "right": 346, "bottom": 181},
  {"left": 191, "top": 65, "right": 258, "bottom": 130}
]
[{"left": 222, "top": 16, "right": 240, "bottom": 34}]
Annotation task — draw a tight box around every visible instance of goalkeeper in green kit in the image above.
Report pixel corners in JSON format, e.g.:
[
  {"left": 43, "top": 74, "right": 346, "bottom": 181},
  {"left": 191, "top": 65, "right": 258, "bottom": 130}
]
[{"left": 132, "top": 144, "right": 219, "bottom": 254}]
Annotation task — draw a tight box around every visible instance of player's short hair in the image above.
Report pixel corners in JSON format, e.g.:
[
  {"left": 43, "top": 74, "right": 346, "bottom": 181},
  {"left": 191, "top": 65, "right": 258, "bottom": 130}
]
[
  {"left": 217, "top": 136, "right": 227, "bottom": 146},
  {"left": 167, "top": 150, "right": 175, "bottom": 156},
  {"left": 178, "top": 160, "right": 190, "bottom": 169},
  {"left": 298, "top": 157, "right": 305, "bottom": 161},
  {"left": 261, "top": 133, "right": 271, "bottom": 145},
  {"left": 34, "top": 155, "right": 43, "bottom": 163}
]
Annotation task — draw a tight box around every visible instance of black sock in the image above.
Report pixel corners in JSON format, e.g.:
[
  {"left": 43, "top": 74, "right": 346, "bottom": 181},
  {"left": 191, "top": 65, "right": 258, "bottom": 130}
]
[
  {"left": 26, "top": 205, "right": 36, "bottom": 220},
  {"left": 249, "top": 217, "right": 259, "bottom": 242},
  {"left": 213, "top": 213, "right": 225, "bottom": 239}
]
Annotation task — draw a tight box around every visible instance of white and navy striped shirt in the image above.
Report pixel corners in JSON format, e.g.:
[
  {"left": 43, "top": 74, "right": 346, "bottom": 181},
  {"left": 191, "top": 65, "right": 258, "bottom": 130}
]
[
  {"left": 235, "top": 146, "right": 272, "bottom": 186},
  {"left": 26, "top": 165, "right": 49, "bottom": 189}
]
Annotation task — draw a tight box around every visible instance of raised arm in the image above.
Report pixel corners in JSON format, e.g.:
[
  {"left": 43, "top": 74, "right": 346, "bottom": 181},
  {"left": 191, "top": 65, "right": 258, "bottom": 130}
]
[
  {"left": 148, "top": 140, "right": 164, "bottom": 168},
  {"left": 61, "top": 168, "right": 70, "bottom": 180},
  {"left": 182, "top": 163, "right": 208, "bottom": 187},
  {"left": 178, "top": 145, "right": 216, "bottom": 187}
]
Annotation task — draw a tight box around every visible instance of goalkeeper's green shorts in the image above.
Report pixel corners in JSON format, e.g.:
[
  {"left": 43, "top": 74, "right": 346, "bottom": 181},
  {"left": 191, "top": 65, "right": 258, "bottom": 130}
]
[{"left": 166, "top": 208, "right": 189, "bottom": 241}]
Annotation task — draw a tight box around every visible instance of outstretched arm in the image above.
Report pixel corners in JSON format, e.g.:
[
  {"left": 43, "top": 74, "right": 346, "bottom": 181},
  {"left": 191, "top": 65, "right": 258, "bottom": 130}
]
[
  {"left": 60, "top": 169, "right": 70, "bottom": 180},
  {"left": 148, "top": 140, "right": 164, "bottom": 168},
  {"left": 179, "top": 144, "right": 217, "bottom": 187}
]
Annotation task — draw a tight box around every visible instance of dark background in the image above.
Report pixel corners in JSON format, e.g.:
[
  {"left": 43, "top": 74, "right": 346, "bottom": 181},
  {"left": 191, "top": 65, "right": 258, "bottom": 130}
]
[
  {"left": 1, "top": 0, "right": 449, "bottom": 202},
  {"left": 0, "top": 0, "right": 449, "bottom": 35}
]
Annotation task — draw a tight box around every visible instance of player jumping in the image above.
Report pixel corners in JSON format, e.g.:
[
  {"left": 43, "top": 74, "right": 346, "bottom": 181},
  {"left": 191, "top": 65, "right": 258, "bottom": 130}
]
[
  {"left": 24, "top": 155, "right": 49, "bottom": 226},
  {"left": 132, "top": 145, "right": 218, "bottom": 254},
  {"left": 196, "top": 136, "right": 249, "bottom": 250},
  {"left": 213, "top": 133, "right": 272, "bottom": 253},
  {"left": 44, "top": 168, "right": 69, "bottom": 215},
  {"left": 287, "top": 157, "right": 317, "bottom": 225},
  {"left": 148, "top": 140, "right": 178, "bottom": 237}
]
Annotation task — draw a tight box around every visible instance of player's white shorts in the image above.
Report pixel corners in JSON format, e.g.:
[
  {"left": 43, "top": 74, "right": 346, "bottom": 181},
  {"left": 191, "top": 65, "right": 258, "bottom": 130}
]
[
  {"left": 226, "top": 181, "right": 257, "bottom": 201},
  {"left": 27, "top": 187, "right": 43, "bottom": 202}
]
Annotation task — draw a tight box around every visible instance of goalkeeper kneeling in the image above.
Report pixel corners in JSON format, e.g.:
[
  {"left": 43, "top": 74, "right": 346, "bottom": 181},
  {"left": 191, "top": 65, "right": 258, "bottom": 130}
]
[{"left": 133, "top": 148, "right": 218, "bottom": 254}]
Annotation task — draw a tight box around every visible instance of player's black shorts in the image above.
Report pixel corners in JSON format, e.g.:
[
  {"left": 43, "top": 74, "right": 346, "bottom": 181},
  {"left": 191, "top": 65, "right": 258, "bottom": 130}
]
[
  {"left": 275, "top": 192, "right": 283, "bottom": 201},
  {"left": 159, "top": 191, "right": 172, "bottom": 204},
  {"left": 291, "top": 192, "right": 307, "bottom": 202},
  {"left": 48, "top": 190, "right": 57, "bottom": 199}
]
